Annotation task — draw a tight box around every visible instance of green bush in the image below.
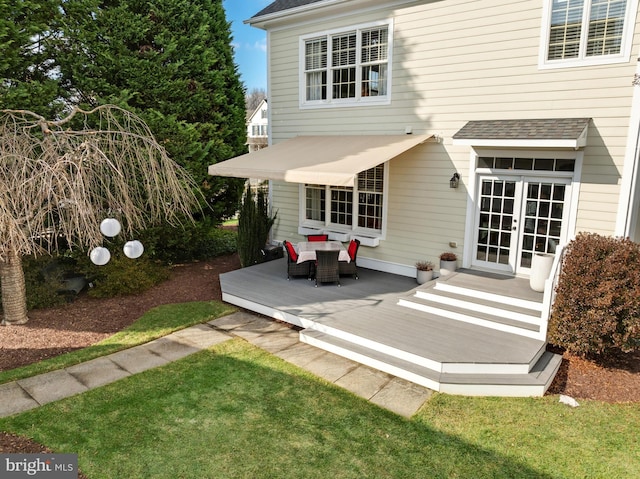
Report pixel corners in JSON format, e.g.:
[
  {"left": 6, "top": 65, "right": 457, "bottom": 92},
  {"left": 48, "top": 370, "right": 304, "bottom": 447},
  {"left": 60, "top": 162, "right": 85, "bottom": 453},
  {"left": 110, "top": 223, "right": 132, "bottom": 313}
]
[
  {"left": 141, "top": 220, "right": 237, "bottom": 263},
  {"left": 20, "top": 255, "right": 70, "bottom": 310},
  {"left": 79, "top": 251, "right": 169, "bottom": 299},
  {"left": 549, "top": 232, "right": 640, "bottom": 357}
]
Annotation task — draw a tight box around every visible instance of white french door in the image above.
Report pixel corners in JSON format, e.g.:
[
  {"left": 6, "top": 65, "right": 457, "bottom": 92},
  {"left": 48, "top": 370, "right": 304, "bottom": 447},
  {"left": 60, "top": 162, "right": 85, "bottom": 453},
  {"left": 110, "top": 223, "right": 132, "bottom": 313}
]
[{"left": 473, "top": 175, "right": 571, "bottom": 275}]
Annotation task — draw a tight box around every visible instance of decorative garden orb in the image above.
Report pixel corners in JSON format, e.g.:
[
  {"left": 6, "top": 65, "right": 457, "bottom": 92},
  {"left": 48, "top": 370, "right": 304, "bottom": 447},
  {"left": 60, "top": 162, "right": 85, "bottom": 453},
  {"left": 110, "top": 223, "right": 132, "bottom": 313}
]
[
  {"left": 100, "top": 218, "right": 121, "bottom": 237},
  {"left": 123, "top": 240, "right": 144, "bottom": 259},
  {"left": 90, "top": 246, "right": 111, "bottom": 266}
]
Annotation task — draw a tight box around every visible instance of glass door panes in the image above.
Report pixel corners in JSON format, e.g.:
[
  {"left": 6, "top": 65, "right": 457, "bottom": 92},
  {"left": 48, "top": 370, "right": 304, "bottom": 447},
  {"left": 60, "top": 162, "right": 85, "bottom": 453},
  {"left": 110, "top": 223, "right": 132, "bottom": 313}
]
[
  {"left": 520, "top": 181, "right": 567, "bottom": 268},
  {"left": 476, "top": 179, "right": 518, "bottom": 268}
]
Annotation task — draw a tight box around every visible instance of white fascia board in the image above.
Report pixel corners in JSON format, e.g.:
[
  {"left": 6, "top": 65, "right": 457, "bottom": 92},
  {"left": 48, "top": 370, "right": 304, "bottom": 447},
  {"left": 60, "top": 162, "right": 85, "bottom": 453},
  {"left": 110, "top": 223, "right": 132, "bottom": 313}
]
[
  {"left": 452, "top": 138, "right": 583, "bottom": 149},
  {"left": 246, "top": 0, "right": 350, "bottom": 29}
]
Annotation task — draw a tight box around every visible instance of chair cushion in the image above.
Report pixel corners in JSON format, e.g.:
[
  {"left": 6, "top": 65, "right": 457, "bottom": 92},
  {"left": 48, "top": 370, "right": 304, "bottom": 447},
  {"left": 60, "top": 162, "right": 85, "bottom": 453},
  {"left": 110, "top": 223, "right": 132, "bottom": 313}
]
[
  {"left": 284, "top": 241, "right": 297, "bottom": 261},
  {"left": 347, "top": 240, "right": 358, "bottom": 260},
  {"left": 307, "top": 234, "right": 328, "bottom": 242}
]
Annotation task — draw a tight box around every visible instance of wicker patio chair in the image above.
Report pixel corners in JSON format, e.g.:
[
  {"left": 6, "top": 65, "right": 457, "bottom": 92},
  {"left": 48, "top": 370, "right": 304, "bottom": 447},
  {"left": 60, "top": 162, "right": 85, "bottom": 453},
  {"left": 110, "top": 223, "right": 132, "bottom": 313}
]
[
  {"left": 339, "top": 239, "right": 360, "bottom": 279},
  {"left": 315, "top": 249, "right": 340, "bottom": 287},
  {"left": 283, "top": 240, "right": 312, "bottom": 279},
  {"left": 306, "top": 234, "right": 329, "bottom": 242}
]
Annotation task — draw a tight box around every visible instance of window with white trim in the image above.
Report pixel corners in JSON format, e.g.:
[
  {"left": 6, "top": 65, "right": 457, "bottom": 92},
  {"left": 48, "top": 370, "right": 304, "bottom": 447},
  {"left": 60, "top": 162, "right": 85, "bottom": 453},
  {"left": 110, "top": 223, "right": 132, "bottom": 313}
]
[
  {"left": 540, "top": 0, "right": 636, "bottom": 68},
  {"left": 302, "top": 164, "right": 386, "bottom": 234},
  {"left": 301, "top": 22, "right": 391, "bottom": 107}
]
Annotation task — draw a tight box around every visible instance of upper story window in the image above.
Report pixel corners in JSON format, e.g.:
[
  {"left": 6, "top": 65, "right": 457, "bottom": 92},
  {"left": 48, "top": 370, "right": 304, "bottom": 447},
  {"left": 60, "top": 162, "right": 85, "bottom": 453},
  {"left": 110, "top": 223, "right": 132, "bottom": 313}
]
[
  {"left": 301, "top": 21, "right": 392, "bottom": 108},
  {"left": 540, "top": 0, "right": 637, "bottom": 68}
]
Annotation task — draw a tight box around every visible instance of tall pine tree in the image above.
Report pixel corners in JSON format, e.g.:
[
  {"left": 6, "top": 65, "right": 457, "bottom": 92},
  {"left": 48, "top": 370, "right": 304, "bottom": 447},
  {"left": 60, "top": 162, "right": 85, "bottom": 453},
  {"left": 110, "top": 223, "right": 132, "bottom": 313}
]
[
  {"left": 0, "top": 0, "right": 65, "bottom": 117},
  {"left": 58, "top": 0, "right": 246, "bottom": 220}
]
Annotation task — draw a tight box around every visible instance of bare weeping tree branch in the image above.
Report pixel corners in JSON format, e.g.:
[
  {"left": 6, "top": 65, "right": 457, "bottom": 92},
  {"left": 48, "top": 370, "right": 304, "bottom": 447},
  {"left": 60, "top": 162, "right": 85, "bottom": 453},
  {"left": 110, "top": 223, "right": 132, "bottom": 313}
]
[
  {"left": 0, "top": 104, "right": 201, "bottom": 261},
  {"left": 0, "top": 105, "right": 202, "bottom": 325}
]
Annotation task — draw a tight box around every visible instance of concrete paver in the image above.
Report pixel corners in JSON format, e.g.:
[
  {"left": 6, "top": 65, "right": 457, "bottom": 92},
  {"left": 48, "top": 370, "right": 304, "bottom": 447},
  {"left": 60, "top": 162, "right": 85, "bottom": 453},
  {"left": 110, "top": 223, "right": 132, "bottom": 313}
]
[
  {"left": 66, "top": 357, "right": 130, "bottom": 389},
  {"left": 248, "top": 328, "right": 300, "bottom": 353},
  {"left": 0, "top": 382, "right": 39, "bottom": 417},
  {"left": 17, "top": 370, "right": 88, "bottom": 406},
  {"left": 335, "top": 365, "right": 393, "bottom": 400},
  {"left": 143, "top": 337, "right": 201, "bottom": 361},
  {"left": 108, "top": 347, "right": 170, "bottom": 374},
  {"left": 303, "top": 351, "right": 358, "bottom": 383},
  {"left": 370, "top": 377, "right": 434, "bottom": 418},
  {"left": 0, "top": 312, "right": 433, "bottom": 419}
]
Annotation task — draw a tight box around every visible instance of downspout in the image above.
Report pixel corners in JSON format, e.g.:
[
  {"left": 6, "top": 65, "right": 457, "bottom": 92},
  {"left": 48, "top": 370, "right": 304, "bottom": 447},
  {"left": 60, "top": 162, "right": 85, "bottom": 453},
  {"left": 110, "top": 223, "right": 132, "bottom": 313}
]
[{"left": 615, "top": 53, "right": 640, "bottom": 239}]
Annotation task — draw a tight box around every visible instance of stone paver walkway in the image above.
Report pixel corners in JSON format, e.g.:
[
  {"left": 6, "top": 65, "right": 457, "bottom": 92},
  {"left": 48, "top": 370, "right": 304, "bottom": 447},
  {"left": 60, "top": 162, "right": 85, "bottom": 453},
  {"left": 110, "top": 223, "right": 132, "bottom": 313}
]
[{"left": 0, "top": 311, "right": 432, "bottom": 419}]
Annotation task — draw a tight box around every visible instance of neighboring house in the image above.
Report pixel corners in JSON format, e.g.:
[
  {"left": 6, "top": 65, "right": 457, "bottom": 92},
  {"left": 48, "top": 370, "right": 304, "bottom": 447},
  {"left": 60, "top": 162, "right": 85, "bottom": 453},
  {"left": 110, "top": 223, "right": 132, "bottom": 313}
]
[
  {"left": 246, "top": 98, "right": 268, "bottom": 153},
  {"left": 211, "top": 0, "right": 640, "bottom": 280}
]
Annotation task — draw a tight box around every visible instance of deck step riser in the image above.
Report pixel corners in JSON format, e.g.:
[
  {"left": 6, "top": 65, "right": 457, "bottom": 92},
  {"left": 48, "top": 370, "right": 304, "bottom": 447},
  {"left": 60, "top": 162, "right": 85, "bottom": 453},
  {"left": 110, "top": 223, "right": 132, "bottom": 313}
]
[
  {"left": 300, "top": 330, "right": 561, "bottom": 397},
  {"left": 397, "top": 299, "right": 543, "bottom": 341},
  {"left": 303, "top": 326, "right": 537, "bottom": 375},
  {"left": 306, "top": 321, "right": 443, "bottom": 372},
  {"left": 414, "top": 291, "right": 541, "bottom": 325},
  {"left": 434, "top": 281, "right": 544, "bottom": 312},
  {"left": 299, "top": 332, "right": 442, "bottom": 391}
]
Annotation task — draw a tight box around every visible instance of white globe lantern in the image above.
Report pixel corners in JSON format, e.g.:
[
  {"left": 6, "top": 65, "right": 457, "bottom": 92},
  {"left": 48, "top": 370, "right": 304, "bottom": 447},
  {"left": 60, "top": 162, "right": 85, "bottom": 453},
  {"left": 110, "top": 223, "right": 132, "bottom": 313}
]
[
  {"left": 123, "top": 240, "right": 144, "bottom": 259},
  {"left": 90, "top": 246, "right": 111, "bottom": 266},
  {"left": 100, "top": 218, "right": 121, "bottom": 237}
]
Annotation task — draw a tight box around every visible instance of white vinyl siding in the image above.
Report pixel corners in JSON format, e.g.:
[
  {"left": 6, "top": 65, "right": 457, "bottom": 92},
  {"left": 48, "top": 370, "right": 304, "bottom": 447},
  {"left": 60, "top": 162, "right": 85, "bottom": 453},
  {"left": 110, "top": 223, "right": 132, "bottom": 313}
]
[{"left": 265, "top": 0, "right": 639, "bottom": 269}]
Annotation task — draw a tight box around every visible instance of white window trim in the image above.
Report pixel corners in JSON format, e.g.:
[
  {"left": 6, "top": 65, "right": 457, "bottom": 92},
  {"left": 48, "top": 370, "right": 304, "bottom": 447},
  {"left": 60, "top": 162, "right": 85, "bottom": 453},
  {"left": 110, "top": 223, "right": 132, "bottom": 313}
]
[
  {"left": 538, "top": 0, "right": 638, "bottom": 69},
  {"left": 298, "top": 162, "right": 389, "bottom": 239},
  {"left": 462, "top": 148, "right": 582, "bottom": 270},
  {"left": 299, "top": 19, "right": 393, "bottom": 109}
]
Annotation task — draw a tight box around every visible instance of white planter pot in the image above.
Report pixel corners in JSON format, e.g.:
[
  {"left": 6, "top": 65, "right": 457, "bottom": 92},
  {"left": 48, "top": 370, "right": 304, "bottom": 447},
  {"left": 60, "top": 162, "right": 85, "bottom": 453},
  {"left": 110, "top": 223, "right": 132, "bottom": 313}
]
[
  {"left": 416, "top": 269, "right": 434, "bottom": 284},
  {"left": 530, "top": 253, "right": 555, "bottom": 292},
  {"left": 439, "top": 259, "right": 457, "bottom": 276}
]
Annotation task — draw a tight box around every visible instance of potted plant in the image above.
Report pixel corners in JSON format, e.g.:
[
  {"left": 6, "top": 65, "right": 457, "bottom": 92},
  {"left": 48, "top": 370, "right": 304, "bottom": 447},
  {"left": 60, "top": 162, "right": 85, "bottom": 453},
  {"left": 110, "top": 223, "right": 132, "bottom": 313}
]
[
  {"left": 415, "top": 260, "right": 434, "bottom": 284},
  {"left": 439, "top": 252, "right": 457, "bottom": 276}
]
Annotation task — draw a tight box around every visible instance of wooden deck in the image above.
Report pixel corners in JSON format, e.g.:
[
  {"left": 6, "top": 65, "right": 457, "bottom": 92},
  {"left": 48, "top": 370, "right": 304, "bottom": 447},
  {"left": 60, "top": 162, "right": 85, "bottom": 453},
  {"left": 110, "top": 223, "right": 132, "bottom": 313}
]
[{"left": 219, "top": 258, "right": 561, "bottom": 396}]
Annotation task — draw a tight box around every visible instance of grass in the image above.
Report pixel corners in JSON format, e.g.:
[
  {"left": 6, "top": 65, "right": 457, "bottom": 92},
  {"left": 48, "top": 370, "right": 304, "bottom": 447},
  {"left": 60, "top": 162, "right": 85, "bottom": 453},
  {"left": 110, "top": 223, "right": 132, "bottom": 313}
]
[
  {"left": 0, "top": 301, "right": 236, "bottom": 385},
  {"left": 1, "top": 338, "right": 638, "bottom": 479}
]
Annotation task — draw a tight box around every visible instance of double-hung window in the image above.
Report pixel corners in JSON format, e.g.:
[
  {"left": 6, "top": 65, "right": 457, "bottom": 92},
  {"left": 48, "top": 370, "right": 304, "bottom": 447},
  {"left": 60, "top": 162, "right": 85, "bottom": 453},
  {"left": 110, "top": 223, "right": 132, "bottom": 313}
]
[
  {"left": 540, "top": 0, "right": 637, "bottom": 68},
  {"left": 301, "top": 21, "right": 392, "bottom": 107},
  {"left": 303, "top": 164, "right": 386, "bottom": 235}
]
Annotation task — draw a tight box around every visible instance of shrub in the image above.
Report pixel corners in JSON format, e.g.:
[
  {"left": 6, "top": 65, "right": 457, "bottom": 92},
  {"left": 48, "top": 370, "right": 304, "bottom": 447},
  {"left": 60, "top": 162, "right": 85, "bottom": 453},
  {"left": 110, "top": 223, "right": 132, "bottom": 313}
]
[
  {"left": 141, "top": 220, "right": 237, "bottom": 263},
  {"left": 20, "top": 255, "right": 70, "bottom": 310},
  {"left": 548, "top": 232, "right": 640, "bottom": 357},
  {"left": 237, "top": 188, "right": 277, "bottom": 267},
  {"left": 79, "top": 251, "right": 169, "bottom": 299}
]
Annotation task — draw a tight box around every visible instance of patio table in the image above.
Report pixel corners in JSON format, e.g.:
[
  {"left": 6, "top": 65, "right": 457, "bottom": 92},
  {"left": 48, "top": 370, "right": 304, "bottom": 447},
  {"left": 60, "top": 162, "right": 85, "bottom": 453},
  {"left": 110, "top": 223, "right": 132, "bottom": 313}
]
[{"left": 296, "top": 241, "right": 350, "bottom": 264}]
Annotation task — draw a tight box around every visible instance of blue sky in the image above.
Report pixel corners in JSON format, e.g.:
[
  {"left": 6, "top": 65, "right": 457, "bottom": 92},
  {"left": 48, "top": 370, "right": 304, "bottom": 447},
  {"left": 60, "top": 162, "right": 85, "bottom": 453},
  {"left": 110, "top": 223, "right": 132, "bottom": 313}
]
[{"left": 223, "top": 1, "right": 271, "bottom": 93}]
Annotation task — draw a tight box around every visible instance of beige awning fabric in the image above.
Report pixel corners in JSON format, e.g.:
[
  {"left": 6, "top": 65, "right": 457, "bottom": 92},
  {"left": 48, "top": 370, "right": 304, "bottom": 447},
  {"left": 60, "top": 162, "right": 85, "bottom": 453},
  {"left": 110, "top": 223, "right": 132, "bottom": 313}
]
[{"left": 208, "top": 134, "right": 433, "bottom": 186}]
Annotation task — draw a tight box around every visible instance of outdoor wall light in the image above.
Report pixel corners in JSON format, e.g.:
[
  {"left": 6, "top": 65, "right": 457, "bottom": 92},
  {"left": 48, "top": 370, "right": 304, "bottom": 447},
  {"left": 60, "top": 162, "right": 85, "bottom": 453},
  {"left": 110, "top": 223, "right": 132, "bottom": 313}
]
[{"left": 450, "top": 173, "right": 460, "bottom": 189}]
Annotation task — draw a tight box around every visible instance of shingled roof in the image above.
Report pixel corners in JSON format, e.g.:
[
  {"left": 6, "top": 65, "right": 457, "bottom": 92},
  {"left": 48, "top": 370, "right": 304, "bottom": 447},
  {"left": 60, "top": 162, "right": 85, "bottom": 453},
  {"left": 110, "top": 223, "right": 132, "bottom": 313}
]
[
  {"left": 453, "top": 118, "right": 591, "bottom": 141},
  {"left": 253, "top": 0, "right": 328, "bottom": 18}
]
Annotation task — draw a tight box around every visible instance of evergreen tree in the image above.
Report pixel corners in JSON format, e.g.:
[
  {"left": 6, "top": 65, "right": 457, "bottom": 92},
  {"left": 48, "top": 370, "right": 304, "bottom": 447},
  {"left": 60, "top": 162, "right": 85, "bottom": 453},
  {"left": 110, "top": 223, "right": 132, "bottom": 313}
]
[
  {"left": 0, "top": 0, "right": 65, "bottom": 117},
  {"left": 237, "top": 188, "right": 276, "bottom": 267},
  {"left": 57, "top": 0, "right": 247, "bottom": 220}
]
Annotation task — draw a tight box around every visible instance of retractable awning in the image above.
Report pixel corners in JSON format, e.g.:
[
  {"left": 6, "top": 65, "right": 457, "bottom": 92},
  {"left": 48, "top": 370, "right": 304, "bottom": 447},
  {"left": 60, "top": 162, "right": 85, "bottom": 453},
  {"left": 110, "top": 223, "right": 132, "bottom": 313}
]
[{"left": 208, "top": 134, "right": 433, "bottom": 186}]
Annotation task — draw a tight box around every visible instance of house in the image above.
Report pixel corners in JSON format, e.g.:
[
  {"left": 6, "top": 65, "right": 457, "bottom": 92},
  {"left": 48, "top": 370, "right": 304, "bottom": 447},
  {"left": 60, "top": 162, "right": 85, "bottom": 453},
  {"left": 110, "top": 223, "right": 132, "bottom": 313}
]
[
  {"left": 208, "top": 0, "right": 640, "bottom": 395},
  {"left": 246, "top": 98, "right": 268, "bottom": 153}
]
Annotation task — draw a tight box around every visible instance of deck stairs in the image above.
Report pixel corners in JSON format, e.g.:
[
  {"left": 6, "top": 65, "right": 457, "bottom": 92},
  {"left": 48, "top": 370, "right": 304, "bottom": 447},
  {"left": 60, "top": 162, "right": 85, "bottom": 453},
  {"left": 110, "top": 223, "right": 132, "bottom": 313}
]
[{"left": 299, "top": 271, "right": 562, "bottom": 397}]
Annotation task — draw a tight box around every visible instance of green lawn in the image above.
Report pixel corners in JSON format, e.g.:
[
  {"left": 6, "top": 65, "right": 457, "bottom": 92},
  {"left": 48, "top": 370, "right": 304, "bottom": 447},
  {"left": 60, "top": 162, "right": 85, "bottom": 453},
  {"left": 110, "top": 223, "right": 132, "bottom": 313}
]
[
  {"left": 0, "top": 301, "right": 236, "bottom": 385},
  {"left": 1, "top": 337, "right": 638, "bottom": 479}
]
